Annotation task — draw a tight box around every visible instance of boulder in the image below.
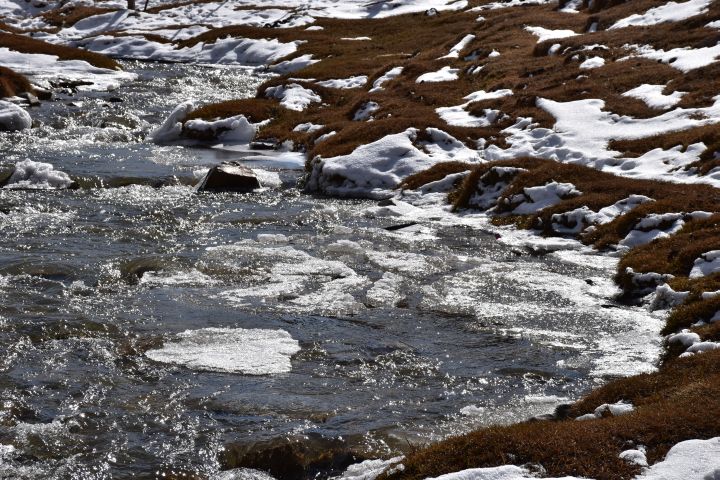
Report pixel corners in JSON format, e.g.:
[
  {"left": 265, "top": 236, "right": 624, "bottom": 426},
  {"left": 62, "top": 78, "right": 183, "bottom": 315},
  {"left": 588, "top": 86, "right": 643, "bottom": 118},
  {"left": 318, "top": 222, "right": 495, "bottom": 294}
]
[
  {"left": 221, "top": 434, "right": 362, "bottom": 480},
  {"left": 196, "top": 162, "right": 261, "bottom": 193},
  {"left": 0, "top": 100, "right": 32, "bottom": 131}
]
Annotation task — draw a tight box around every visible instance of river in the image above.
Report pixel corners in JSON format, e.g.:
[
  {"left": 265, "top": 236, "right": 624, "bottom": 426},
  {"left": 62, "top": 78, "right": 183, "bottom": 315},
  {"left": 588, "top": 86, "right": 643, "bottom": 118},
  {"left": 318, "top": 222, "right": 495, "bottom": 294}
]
[{"left": 0, "top": 62, "right": 664, "bottom": 479}]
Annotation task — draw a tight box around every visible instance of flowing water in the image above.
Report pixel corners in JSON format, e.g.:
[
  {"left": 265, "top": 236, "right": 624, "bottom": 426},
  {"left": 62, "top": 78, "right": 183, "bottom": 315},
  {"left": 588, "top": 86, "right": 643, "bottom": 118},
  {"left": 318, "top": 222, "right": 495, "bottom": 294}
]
[{"left": 0, "top": 62, "right": 664, "bottom": 479}]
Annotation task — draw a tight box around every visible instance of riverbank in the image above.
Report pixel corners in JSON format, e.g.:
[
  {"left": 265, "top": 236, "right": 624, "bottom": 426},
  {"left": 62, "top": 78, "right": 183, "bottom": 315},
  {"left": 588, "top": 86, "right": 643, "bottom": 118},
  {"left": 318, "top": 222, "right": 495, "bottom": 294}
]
[{"left": 1, "top": 0, "right": 720, "bottom": 478}]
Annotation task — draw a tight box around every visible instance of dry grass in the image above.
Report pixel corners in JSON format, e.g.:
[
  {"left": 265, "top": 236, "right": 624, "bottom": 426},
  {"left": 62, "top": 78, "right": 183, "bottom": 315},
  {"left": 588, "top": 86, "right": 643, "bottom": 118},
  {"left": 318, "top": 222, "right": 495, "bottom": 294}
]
[
  {"left": 400, "top": 161, "right": 474, "bottom": 190},
  {"left": 41, "top": 5, "right": 116, "bottom": 28},
  {"left": 0, "top": 66, "right": 34, "bottom": 98},
  {"left": 0, "top": 32, "right": 120, "bottom": 70}
]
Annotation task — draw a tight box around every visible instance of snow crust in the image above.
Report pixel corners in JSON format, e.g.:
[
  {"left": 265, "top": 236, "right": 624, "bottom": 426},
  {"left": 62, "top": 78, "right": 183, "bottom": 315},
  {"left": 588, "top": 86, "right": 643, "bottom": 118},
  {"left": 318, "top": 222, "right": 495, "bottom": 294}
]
[
  {"left": 0, "top": 101, "right": 31, "bottom": 131},
  {"left": 610, "top": 0, "right": 713, "bottom": 29},
  {"left": 316, "top": 75, "right": 368, "bottom": 89},
  {"left": 306, "top": 128, "right": 476, "bottom": 198},
  {"left": 145, "top": 328, "right": 300, "bottom": 374}
]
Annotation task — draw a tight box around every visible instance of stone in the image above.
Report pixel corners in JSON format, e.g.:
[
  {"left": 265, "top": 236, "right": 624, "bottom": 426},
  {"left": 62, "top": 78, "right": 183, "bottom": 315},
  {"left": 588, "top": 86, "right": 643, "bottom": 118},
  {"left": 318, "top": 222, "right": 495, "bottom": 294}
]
[{"left": 197, "top": 162, "right": 261, "bottom": 193}]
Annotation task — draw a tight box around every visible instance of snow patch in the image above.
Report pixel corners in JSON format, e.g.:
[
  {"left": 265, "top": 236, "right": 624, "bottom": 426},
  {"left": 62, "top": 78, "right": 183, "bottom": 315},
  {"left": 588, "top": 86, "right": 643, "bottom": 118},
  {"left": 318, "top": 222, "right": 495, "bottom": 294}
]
[
  {"left": 416, "top": 66, "right": 460, "bottom": 83},
  {"left": 266, "top": 83, "right": 321, "bottom": 111},
  {"left": 622, "top": 84, "right": 685, "bottom": 109}
]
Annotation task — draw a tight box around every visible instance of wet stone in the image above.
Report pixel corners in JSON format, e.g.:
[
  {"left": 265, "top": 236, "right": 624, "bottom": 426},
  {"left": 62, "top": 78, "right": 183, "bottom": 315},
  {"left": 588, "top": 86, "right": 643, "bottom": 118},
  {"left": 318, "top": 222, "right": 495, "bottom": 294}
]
[
  {"left": 221, "top": 435, "right": 363, "bottom": 480},
  {"left": 197, "top": 162, "right": 261, "bottom": 193}
]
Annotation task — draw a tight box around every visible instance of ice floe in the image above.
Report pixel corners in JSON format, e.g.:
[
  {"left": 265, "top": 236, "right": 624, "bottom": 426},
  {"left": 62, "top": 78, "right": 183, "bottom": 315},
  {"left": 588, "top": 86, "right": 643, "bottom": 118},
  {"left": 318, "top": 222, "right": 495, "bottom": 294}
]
[
  {"left": 3, "top": 160, "right": 74, "bottom": 189},
  {"left": 145, "top": 327, "right": 300, "bottom": 375}
]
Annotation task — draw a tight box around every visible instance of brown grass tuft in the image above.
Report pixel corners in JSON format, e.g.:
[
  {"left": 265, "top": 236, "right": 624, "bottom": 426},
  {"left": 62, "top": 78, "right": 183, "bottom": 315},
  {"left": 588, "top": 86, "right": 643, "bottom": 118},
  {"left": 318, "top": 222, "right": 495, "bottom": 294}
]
[{"left": 0, "top": 66, "right": 34, "bottom": 98}]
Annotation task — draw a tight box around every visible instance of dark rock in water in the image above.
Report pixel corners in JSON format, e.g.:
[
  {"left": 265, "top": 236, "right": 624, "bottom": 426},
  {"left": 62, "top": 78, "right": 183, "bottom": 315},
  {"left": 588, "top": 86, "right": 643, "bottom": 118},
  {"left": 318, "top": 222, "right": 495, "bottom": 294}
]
[
  {"left": 385, "top": 222, "right": 418, "bottom": 231},
  {"left": 197, "top": 162, "right": 261, "bottom": 193},
  {"left": 34, "top": 87, "right": 52, "bottom": 101},
  {"left": 222, "top": 434, "right": 362, "bottom": 480},
  {"left": 0, "top": 169, "right": 13, "bottom": 187},
  {"left": 250, "top": 138, "right": 278, "bottom": 150},
  {"left": 18, "top": 92, "right": 40, "bottom": 107}
]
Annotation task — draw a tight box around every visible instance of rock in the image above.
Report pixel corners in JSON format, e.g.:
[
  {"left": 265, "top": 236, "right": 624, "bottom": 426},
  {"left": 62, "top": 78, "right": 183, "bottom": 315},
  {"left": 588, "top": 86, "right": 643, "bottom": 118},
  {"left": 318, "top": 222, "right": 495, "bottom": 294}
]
[
  {"left": 221, "top": 434, "right": 362, "bottom": 480},
  {"left": 196, "top": 162, "right": 261, "bottom": 193},
  {"left": 18, "top": 92, "right": 40, "bottom": 107},
  {"left": 0, "top": 100, "right": 32, "bottom": 131}
]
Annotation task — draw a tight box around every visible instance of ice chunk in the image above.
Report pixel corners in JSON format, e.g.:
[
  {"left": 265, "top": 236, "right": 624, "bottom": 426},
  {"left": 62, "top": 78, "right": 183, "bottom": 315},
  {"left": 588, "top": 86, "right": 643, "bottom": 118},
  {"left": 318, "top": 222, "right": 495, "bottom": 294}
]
[
  {"left": 145, "top": 328, "right": 300, "bottom": 375},
  {"left": 0, "top": 100, "right": 31, "bottom": 131},
  {"left": 4, "top": 160, "right": 74, "bottom": 189}
]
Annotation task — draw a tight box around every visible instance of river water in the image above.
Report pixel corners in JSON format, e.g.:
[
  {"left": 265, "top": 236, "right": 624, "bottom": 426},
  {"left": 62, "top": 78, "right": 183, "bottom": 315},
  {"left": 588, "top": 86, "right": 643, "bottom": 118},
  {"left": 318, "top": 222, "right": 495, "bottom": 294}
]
[{"left": 0, "top": 63, "right": 664, "bottom": 479}]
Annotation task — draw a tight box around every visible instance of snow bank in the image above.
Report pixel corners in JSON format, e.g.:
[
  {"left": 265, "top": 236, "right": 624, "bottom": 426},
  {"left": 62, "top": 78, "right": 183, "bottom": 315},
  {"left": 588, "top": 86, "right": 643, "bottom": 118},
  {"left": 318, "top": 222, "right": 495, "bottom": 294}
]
[
  {"left": 306, "top": 129, "right": 451, "bottom": 198},
  {"left": 621, "top": 84, "right": 685, "bottom": 109},
  {"left": 145, "top": 327, "right": 300, "bottom": 374},
  {"left": 151, "top": 101, "right": 259, "bottom": 144},
  {"left": 610, "top": 0, "right": 713, "bottom": 29},
  {"left": 689, "top": 250, "right": 720, "bottom": 278},
  {"left": 0, "top": 100, "right": 31, "bottom": 131},
  {"left": 79, "top": 35, "right": 300, "bottom": 66},
  {"left": 3, "top": 160, "right": 74, "bottom": 189},
  {"left": 416, "top": 66, "right": 460, "bottom": 83},
  {"left": 636, "top": 437, "right": 720, "bottom": 479},
  {"left": 485, "top": 96, "right": 720, "bottom": 187},
  {"left": 509, "top": 182, "right": 581, "bottom": 215},
  {"left": 265, "top": 83, "right": 321, "bottom": 111}
]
